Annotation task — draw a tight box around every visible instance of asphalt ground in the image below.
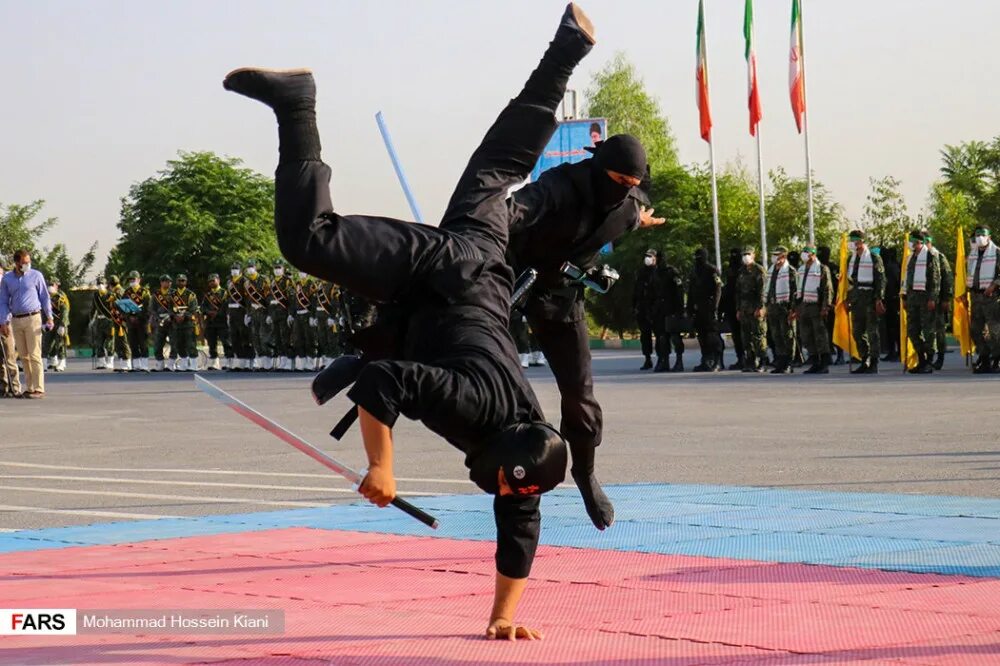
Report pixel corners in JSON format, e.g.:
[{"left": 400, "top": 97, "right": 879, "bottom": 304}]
[{"left": 2, "top": 347, "right": 998, "bottom": 532}]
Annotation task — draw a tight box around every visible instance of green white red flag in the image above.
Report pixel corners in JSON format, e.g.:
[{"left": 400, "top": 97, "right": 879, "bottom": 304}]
[
  {"left": 744, "top": 0, "right": 762, "bottom": 136},
  {"left": 789, "top": 0, "right": 806, "bottom": 133},
  {"left": 696, "top": 0, "right": 712, "bottom": 142}
]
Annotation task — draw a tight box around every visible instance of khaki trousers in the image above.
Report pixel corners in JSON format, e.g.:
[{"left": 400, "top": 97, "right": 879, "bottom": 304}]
[
  {"left": 12, "top": 313, "right": 44, "bottom": 393},
  {"left": 1, "top": 328, "right": 20, "bottom": 393}
]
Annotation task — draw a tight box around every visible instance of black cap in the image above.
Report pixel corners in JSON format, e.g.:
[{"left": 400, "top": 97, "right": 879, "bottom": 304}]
[
  {"left": 591, "top": 134, "right": 647, "bottom": 180},
  {"left": 468, "top": 423, "right": 568, "bottom": 496}
]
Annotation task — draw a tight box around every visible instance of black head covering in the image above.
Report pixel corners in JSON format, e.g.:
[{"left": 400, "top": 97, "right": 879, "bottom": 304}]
[
  {"left": 694, "top": 247, "right": 709, "bottom": 265},
  {"left": 468, "top": 422, "right": 568, "bottom": 496},
  {"left": 817, "top": 246, "right": 832, "bottom": 264},
  {"left": 590, "top": 134, "right": 648, "bottom": 210}
]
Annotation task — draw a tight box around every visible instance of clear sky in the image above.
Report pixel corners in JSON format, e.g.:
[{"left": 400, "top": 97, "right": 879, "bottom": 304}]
[{"left": 3, "top": 0, "right": 999, "bottom": 270}]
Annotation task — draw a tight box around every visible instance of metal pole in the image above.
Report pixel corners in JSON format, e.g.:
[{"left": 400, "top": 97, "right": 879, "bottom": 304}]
[
  {"left": 799, "top": 0, "right": 816, "bottom": 245},
  {"left": 756, "top": 130, "right": 768, "bottom": 260},
  {"left": 708, "top": 138, "right": 722, "bottom": 272},
  {"left": 375, "top": 111, "right": 425, "bottom": 224}
]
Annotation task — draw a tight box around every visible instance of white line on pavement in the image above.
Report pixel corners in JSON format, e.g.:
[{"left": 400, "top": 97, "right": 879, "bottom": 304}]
[
  {"left": 0, "top": 504, "right": 179, "bottom": 520},
  {"left": 0, "top": 461, "right": 473, "bottom": 485},
  {"left": 0, "top": 474, "right": 357, "bottom": 493},
  {"left": 0, "top": 485, "right": 333, "bottom": 508}
]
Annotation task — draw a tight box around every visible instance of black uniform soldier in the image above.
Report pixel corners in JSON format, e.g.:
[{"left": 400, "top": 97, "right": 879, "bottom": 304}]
[
  {"left": 816, "top": 245, "right": 844, "bottom": 365},
  {"left": 269, "top": 260, "right": 294, "bottom": 371},
  {"left": 925, "top": 234, "right": 952, "bottom": 370},
  {"left": 225, "top": 3, "right": 598, "bottom": 638},
  {"left": 150, "top": 275, "right": 174, "bottom": 371},
  {"left": 736, "top": 246, "right": 768, "bottom": 372},
  {"left": 505, "top": 139, "right": 660, "bottom": 529},
  {"left": 226, "top": 262, "right": 251, "bottom": 371},
  {"left": 846, "top": 230, "right": 886, "bottom": 374},
  {"left": 792, "top": 246, "right": 833, "bottom": 374},
  {"left": 764, "top": 246, "right": 799, "bottom": 374},
  {"left": 965, "top": 226, "right": 1000, "bottom": 373},
  {"left": 121, "top": 271, "right": 151, "bottom": 372},
  {"left": 655, "top": 252, "right": 686, "bottom": 372},
  {"left": 171, "top": 273, "right": 200, "bottom": 372},
  {"left": 314, "top": 281, "right": 340, "bottom": 369},
  {"left": 902, "top": 230, "right": 941, "bottom": 374},
  {"left": 878, "top": 247, "right": 902, "bottom": 363},
  {"left": 687, "top": 248, "right": 723, "bottom": 372},
  {"left": 202, "top": 272, "right": 231, "bottom": 371},
  {"left": 633, "top": 249, "right": 660, "bottom": 371},
  {"left": 719, "top": 248, "right": 744, "bottom": 370}
]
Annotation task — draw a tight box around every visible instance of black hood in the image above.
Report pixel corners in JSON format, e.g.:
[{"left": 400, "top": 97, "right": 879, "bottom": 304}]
[
  {"left": 468, "top": 422, "right": 568, "bottom": 496},
  {"left": 591, "top": 134, "right": 647, "bottom": 179}
]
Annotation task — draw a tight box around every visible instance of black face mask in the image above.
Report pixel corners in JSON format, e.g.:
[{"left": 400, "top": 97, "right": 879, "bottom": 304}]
[{"left": 594, "top": 170, "right": 632, "bottom": 210}]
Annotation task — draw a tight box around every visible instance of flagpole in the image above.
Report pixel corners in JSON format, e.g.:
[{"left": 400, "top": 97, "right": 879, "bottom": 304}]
[
  {"left": 799, "top": 0, "right": 816, "bottom": 245},
  {"left": 756, "top": 131, "right": 767, "bottom": 259},
  {"left": 709, "top": 137, "right": 722, "bottom": 271}
]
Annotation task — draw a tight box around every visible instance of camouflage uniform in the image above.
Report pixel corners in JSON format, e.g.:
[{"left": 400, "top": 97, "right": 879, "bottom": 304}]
[
  {"left": 966, "top": 231, "right": 1000, "bottom": 372},
  {"left": 846, "top": 240, "right": 886, "bottom": 371},
  {"left": 764, "top": 248, "right": 799, "bottom": 373},
  {"left": 930, "top": 245, "right": 953, "bottom": 369},
  {"left": 313, "top": 281, "right": 340, "bottom": 367},
  {"left": 44, "top": 283, "right": 71, "bottom": 371},
  {"left": 290, "top": 274, "right": 318, "bottom": 370},
  {"left": 903, "top": 239, "right": 941, "bottom": 372},
  {"left": 796, "top": 254, "right": 833, "bottom": 373},
  {"left": 736, "top": 252, "right": 768, "bottom": 372}
]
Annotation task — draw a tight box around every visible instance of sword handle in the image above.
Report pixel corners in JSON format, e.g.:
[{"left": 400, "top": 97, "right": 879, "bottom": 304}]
[{"left": 390, "top": 497, "right": 440, "bottom": 529}]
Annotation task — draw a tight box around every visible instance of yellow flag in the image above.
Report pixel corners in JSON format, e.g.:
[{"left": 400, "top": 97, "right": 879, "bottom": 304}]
[
  {"left": 900, "top": 236, "right": 920, "bottom": 369},
  {"left": 832, "top": 233, "right": 859, "bottom": 359},
  {"left": 952, "top": 226, "right": 974, "bottom": 358}
]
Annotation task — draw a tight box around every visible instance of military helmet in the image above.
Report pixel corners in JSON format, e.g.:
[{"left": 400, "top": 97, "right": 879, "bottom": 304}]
[{"left": 127, "top": 270, "right": 140, "bottom": 280}]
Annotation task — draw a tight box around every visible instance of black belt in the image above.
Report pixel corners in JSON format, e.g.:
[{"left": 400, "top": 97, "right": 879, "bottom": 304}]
[{"left": 13, "top": 311, "right": 40, "bottom": 319}]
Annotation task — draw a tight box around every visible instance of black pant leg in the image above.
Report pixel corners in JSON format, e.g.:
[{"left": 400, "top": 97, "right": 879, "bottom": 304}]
[{"left": 638, "top": 316, "right": 653, "bottom": 357}]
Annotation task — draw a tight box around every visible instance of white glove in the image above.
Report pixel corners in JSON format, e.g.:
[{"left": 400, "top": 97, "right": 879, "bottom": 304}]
[
  {"left": 286, "top": 315, "right": 294, "bottom": 326},
  {"left": 244, "top": 315, "right": 251, "bottom": 326},
  {"left": 265, "top": 316, "right": 273, "bottom": 325},
  {"left": 57, "top": 326, "right": 66, "bottom": 336},
  {"left": 309, "top": 317, "right": 317, "bottom": 327},
  {"left": 338, "top": 316, "right": 346, "bottom": 326},
  {"left": 327, "top": 318, "right": 336, "bottom": 327}
]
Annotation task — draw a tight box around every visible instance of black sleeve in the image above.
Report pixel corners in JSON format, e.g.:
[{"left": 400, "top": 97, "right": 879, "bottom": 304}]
[
  {"left": 507, "top": 167, "right": 573, "bottom": 234},
  {"left": 494, "top": 494, "right": 541, "bottom": 579},
  {"left": 346, "top": 359, "right": 461, "bottom": 428}
]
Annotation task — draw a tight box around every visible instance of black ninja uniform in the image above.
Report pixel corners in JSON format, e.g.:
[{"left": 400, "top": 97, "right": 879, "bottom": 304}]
[
  {"left": 223, "top": 4, "right": 594, "bottom": 579},
  {"left": 506, "top": 131, "right": 648, "bottom": 529}
]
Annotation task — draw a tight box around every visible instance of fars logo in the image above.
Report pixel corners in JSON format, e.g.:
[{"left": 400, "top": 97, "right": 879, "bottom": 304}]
[{"left": 0, "top": 609, "right": 77, "bottom": 635}]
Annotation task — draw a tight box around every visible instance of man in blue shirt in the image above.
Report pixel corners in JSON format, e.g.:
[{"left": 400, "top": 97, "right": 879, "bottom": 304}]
[{"left": 0, "top": 249, "right": 54, "bottom": 398}]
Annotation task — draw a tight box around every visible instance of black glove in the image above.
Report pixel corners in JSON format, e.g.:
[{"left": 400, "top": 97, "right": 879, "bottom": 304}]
[
  {"left": 572, "top": 470, "right": 614, "bottom": 530},
  {"left": 583, "top": 265, "right": 620, "bottom": 294}
]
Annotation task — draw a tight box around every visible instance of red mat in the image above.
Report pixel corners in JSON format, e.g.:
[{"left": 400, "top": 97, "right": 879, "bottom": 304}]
[{"left": 2, "top": 528, "right": 997, "bottom": 665}]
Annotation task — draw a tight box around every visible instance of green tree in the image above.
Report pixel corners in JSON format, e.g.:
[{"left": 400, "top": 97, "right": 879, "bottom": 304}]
[
  {"left": 764, "top": 167, "right": 844, "bottom": 252},
  {"left": 108, "top": 151, "right": 278, "bottom": 288},
  {"left": 857, "top": 176, "right": 912, "bottom": 249},
  {"left": 925, "top": 182, "right": 977, "bottom": 262},
  {"left": 0, "top": 200, "right": 57, "bottom": 259},
  {"left": 34, "top": 242, "right": 98, "bottom": 291}
]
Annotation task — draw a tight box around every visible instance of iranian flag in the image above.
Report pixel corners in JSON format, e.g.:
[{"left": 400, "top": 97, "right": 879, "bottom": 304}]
[
  {"left": 789, "top": 0, "right": 806, "bottom": 133},
  {"left": 744, "top": 0, "right": 762, "bottom": 136},
  {"left": 696, "top": 0, "right": 712, "bottom": 142}
]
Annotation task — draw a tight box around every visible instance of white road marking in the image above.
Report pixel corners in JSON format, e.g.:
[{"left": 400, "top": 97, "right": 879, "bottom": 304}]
[
  {"left": 1, "top": 485, "right": 333, "bottom": 508},
  {"left": 0, "top": 504, "right": 179, "bottom": 520},
  {"left": 0, "top": 461, "right": 472, "bottom": 485},
  {"left": 1, "top": 474, "right": 358, "bottom": 493}
]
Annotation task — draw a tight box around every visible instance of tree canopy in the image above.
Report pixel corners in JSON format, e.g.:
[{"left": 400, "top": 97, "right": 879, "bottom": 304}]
[{"left": 0, "top": 200, "right": 96, "bottom": 290}]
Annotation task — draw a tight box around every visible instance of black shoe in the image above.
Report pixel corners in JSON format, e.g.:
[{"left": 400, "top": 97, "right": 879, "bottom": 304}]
[
  {"left": 692, "top": 363, "right": 710, "bottom": 372},
  {"left": 640, "top": 356, "right": 653, "bottom": 371},
  {"left": 932, "top": 353, "right": 944, "bottom": 370},
  {"left": 834, "top": 350, "right": 846, "bottom": 365},
  {"left": 223, "top": 67, "right": 315, "bottom": 110},
  {"left": 864, "top": 361, "right": 879, "bottom": 374},
  {"left": 653, "top": 358, "right": 669, "bottom": 373},
  {"left": 770, "top": 358, "right": 792, "bottom": 374},
  {"left": 728, "top": 360, "right": 744, "bottom": 371},
  {"left": 802, "top": 357, "right": 819, "bottom": 374},
  {"left": 670, "top": 356, "right": 684, "bottom": 372},
  {"left": 850, "top": 362, "right": 869, "bottom": 374},
  {"left": 311, "top": 355, "right": 365, "bottom": 406}
]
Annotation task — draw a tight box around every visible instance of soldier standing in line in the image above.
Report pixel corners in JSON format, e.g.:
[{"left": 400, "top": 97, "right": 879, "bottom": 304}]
[
  {"left": 337, "top": 288, "right": 377, "bottom": 355},
  {"left": 225, "top": 261, "right": 250, "bottom": 371},
  {"left": 242, "top": 258, "right": 271, "bottom": 371},
  {"left": 150, "top": 275, "right": 174, "bottom": 371},
  {"left": 845, "top": 230, "right": 886, "bottom": 374},
  {"left": 170, "top": 274, "right": 200, "bottom": 372},
  {"left": 719, "top": 248, "right": 744, "bottom": 370},
  {"left": 736, "top": 246, "right": 768, "bottom": 373},
  {"left": 687, "top": 247, "right": 723, "bottom": 372},
  {"left": 965, "top": 227, "right": 1000, "bottom": 373},
  {"left": 901, "top": 230, "right": 940, "bottom": 374},
  {"left": 290, "top": 269, "right": 318, "bottom": 371},
  {"left": 313, "top": 280, "right": 339, "bottom": 370},
  {"left": 764, "top": 246, "right": 799, "bottom": 374},
  {"left": 202, "top": 272, "right": 230, "bottom": 371},
  {"left": 925, "top": 234, "right": 952, "bottom": 370},
  {"left": 879, "top": 246, "right": 902, "bottom": 363},
  {"left": 792, "top": 246, "right": 833, "bottom": 374},
  {"left": 269, "top": 260, "right": 294, "bottom": 371},
  {"left": 122, "top": 271, "right": 151, "bottom": 372},
  {"left": 107, "top": 275, "right": 132, "bottom": 372},
  {"left": 632, "top": 249, "right": 659, "bottom": 371},
  {"left": 655, "top": 252, "right": 686, "bottom": 372},
  {"left": 816, "top": 245, "right": 845, "bottom": 365},
  {"left": 44, "top": 278, "right": 71, "bottom": 372},
  {"left": 89, "top": 277, "right": 115, "bottom": 370}
]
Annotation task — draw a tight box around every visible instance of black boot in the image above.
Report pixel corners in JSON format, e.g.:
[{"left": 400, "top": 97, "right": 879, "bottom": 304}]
[
  {"left": 932, "top": 351, "right": 944, "bottom": 370},
  {"left": 850, "top": 360, "right": 869, "bottom": 374},
  {"left": 802, "top": 356, "right": 820, "bottom": 374},
  {"left": 692, "top": 359, "right": 710, "bottom": 372},
  {"left": 815, "top": 354, "right": 831, "bottom": 374},
  {"left": 728, "top": 357, "right": 744, "bottom": 371},
  {"left": 770, "top": 356, "right": 792, "bottom": 374},
  {"left": 835, "top": 349, "right": 846, "bottom": 365},
  {"left": 865, "top": 358, "right": 879, "bottom": 374},
  {"left": 653, "top": 357, "right": 669, "bottom": 373},
  {"left": 670, "top": 355, "right": 684, "bottom": 372},
  {"left": 640, "top": 355, "right": 653, "bottom": 371}
]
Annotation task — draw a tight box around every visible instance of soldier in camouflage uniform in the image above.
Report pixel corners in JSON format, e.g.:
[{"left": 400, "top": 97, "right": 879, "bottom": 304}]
[
  {"left": 170, "top": 274, "right": 200, "bottom": 371},
  {"left": 902, "top": 230, "right": 941, "bottom": 374},
  {"left": 150, "top": 275, "right": 174, "bottom": 371},
  {"left": 44, "top": 278, "right": 70, "bottom": 372},
  {"left": 313, "top": 281, "right": 339, "bottom": 369},
  {"left": 764, "top": 245, "right": 799, "bottom": 374},
  {"left": 925, "top": 234, "right": 952, "bottom": 370},
  {"left": 736, "top": 246, "right": 768, "bottom": 373},
  {"left": 965, "top": 226, "right": 1000, "bottom": 373},
  {"left": 108, "top": 275, "right": 132, "bottom": 372},
  {"left": 90, "top": 276, "right": 115, "bottom": 370},
  {"left": 792, "top": 247, "right": 833, "bottom": 374},
  {"left": 337, "top": 288, "right": 377, "bottom": 355},
  {"left": 269, "top": 260, "right": 294, "bottom": 371},
  {"left": 225, "top": 261, "right": 251, "bottom": 371},
  {"left": 846, "top": 230, "right": 886, "bottom": 374},
  {"left": 122, "top": 270, "right": 151, "bottom": 372},
  {"left": 242, "top": 258, "right": 272, "bottom": 371},
  {"left": 290, "top": 269, "right": 318, "bottom": 371},
  {"left": 201, "top": 272, "right": 231, "bottom": 371}
]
